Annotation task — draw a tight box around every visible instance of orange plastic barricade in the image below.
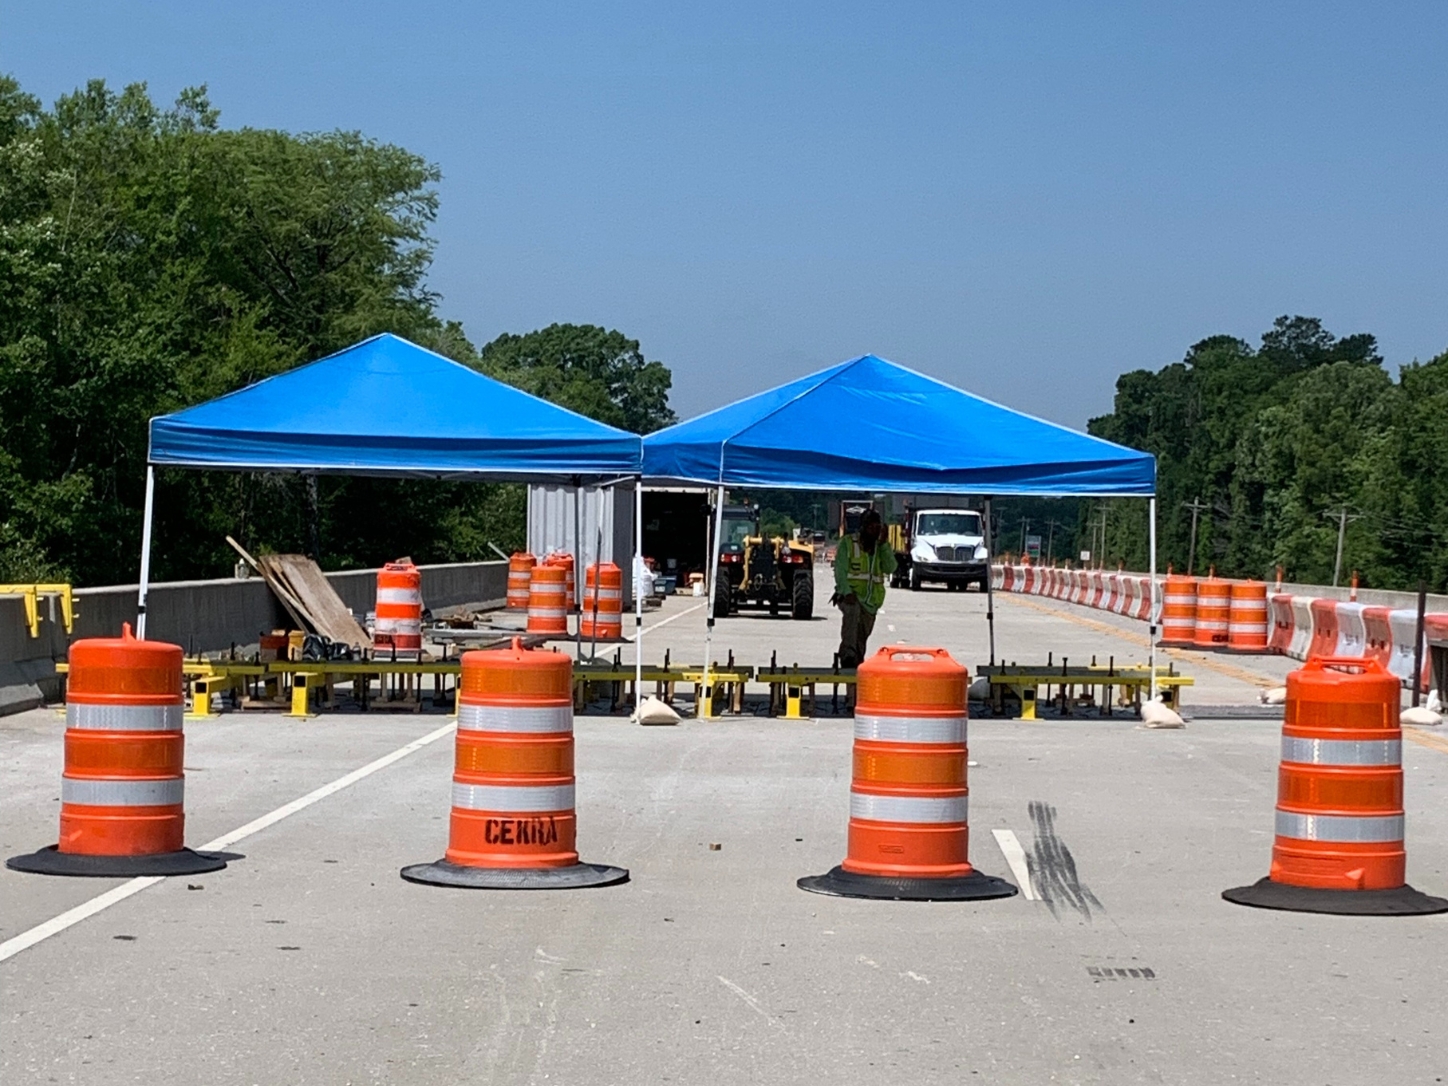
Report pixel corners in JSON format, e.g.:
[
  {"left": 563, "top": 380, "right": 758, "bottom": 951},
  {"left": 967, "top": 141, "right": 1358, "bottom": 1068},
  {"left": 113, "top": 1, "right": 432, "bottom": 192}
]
[
  {"left": 1308, "top": 599, "right": 1340, "bottom": 660},
  {"left": 374, "top": 559, "right": 423, "bottom": 658},
  {"left": 580, "top": 562, "right": 623, "bottom": 640},
  {"left": 401, "top": 638, "right": 627, "bottom": 890},
  {"left": 526, "top": 563, "right": 569, "bottom": 637},
  {"left": 1193, "top": 578, "right": 1230, "bottom": 649},
  {"left": 506, "top": 552, "right": 536, "bottom": 611},
  {"left": 1268, "top": 594, "right": 1295, "bottom": 654},
  {"left": 798, "top": 646, "right": 1016, "bottom": 902},
  {"left": 1160, "top": 575, "right": 1196, "bottom": 646},
  {"left": 1224, "top": 657, "right": 1446, "bottom": 915},
  {"left": 1227, "top": 581, "right": 1269, "bottom": 652},
  {"left": 8, "top": 624, "right": 226, "bottom": 877}
]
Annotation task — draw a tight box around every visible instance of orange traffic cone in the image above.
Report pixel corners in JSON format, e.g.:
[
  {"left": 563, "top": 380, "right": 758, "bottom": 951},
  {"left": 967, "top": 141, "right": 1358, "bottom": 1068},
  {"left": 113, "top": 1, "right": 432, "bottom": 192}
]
[
  {"left": 8, "top": 624, "right": 226, "bottom": 877},
  {"left": 401, "top": 638, "right": 627, "bottom": 889},
  {"left": 798, "top": 646, "right": 1016, "bottom": 901},
  {"left": 1223, "top": 656, "right": 1447, "bottom": 915}
]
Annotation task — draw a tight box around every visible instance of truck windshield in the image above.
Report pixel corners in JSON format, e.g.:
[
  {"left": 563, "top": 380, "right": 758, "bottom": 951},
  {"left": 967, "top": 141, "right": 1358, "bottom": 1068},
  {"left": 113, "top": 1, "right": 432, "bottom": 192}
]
[
  {"left": 917, "top": 512, "right": 980, "bottom": 536},
  {"left": 722, "top": 517, "right": 755, "bottom": 549}
]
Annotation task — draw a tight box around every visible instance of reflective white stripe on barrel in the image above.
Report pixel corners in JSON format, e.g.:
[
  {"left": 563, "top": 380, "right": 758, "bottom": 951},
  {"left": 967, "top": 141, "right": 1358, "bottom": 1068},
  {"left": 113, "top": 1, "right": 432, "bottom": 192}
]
[
  {"left": 528, "top": 608, "right": 567, "bottom": 618},
  {"left": 376, "top": 588, "right": 421, "bottom": 604},
  {"left": 452, "top": 782, "right": 575, "bottom": 812},
  {"left": 1280, "top": 736, "right": 1401, "bottom": 766},
  {"left": 66, "top": 703, "right": 184, "bottom": 732},
  {"left": 849, "top": 792, "right": 968, "bottom": 824},
  {"left": 853, "top": 713, "right": 967, "bottom": 744},
  {"left": 1275, "top": 810, "right": 1404, "bottom": 843},
  {"left": 457, "top": 703, "right": 574, "bottom": 734},
  {"left": 62, "top": 777, "right": 185, "bottom": 806}
]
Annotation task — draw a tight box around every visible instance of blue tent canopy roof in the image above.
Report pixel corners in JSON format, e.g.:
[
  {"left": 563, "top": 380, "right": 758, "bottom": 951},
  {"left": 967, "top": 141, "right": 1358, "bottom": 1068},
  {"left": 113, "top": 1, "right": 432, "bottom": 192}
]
[
  {"left": 642, "top": 354, "right": 1155, "bottom": 496},
  {"left": 148, "top": 334, "right": 642, "bottom": 480}
]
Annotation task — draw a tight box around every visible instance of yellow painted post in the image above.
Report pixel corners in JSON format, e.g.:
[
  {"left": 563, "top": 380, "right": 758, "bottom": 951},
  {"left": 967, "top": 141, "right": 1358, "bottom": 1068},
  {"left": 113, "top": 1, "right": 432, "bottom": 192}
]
[
  {"left": 287, "top": 672, "right": 312, "bottom": 718},
  {"left": 784, "top": 682, "right": 805, "bottom": 720},
  {"left": 696, "top": 681, "right": 716, "bottom": 720},
  {"left": 191, "top": 679, "right": 213, "bottom": 718},
  {"left": 1020, "top": 685, "right": 1038, "bottom": 721}
]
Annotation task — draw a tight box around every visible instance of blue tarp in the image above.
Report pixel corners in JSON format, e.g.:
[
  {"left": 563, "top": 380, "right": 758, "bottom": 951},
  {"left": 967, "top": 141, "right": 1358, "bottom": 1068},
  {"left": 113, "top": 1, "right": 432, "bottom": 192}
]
[
  {"left": 642, "top": 354, "right": 1155, "bottom": 495},
  {"left": 148, "top": 334, "right": 642, "bottom": 480}
]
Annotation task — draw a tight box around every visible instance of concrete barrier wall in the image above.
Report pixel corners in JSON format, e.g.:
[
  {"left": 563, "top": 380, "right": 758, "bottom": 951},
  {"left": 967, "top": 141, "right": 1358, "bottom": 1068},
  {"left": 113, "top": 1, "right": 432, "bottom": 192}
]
[{"left": 0, "top": 560, "right": 507, "bottom": 711}]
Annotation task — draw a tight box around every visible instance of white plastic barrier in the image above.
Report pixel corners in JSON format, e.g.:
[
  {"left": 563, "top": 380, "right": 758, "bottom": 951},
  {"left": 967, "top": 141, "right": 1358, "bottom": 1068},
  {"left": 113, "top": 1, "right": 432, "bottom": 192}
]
[
  {"left": 1388, "top": 609, "right": 1425, "bottom": 690},
  {"left": 1288, "top": 597, "right": 1315, "bottom": 660},
  {"left": 1334, "top": 602, "right": 1368, "bottom": 658}
]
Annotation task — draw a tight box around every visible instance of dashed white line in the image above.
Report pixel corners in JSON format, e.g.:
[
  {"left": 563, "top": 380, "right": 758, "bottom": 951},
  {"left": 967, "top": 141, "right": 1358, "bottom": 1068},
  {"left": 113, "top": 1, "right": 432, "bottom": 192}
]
[
  {"left": 0, "top": 719, "right": 457, "bottom": 964},
  {"left": 992, "top": 828, "right": 1037, "bottom": 901}
]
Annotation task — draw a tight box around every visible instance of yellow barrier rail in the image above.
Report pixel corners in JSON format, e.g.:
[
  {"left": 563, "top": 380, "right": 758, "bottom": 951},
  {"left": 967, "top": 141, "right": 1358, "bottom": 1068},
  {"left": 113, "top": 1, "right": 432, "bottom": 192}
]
[{"left": 0, "top": 583, "right": 75, "bottom": 639}]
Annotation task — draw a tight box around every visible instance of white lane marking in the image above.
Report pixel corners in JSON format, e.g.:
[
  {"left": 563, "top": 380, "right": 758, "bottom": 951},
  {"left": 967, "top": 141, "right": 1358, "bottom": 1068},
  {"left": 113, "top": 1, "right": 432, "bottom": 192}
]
[
  {"left": 0, "top": 719, "right": 457, "bottom": 965},
  {"left": 626, "top": 602, "right": 704, "bottom": 642},
  {"left": 992, "top": 828, "right": 1037, "bottom": 901},
  {"left": 717, "top": 975, "right": 784, "bottom": 1030}
]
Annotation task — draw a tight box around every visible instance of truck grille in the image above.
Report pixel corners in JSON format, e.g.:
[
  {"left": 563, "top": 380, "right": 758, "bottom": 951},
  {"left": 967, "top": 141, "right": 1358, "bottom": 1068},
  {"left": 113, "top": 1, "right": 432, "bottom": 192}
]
[{"left": 935, "top": 546, "right": 970, "bottom": 562}]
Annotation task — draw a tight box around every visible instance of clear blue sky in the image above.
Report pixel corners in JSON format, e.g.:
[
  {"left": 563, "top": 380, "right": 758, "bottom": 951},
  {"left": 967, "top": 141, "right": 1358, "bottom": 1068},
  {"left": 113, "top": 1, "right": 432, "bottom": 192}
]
[{"left": 4, "top": 2, "right": 1446, "bottom": 427}]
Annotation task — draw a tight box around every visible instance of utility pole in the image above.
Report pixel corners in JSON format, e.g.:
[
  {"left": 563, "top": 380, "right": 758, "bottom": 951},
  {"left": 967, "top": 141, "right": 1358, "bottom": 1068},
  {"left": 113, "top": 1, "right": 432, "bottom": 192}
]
[
  {"left": 1182, "top": 496, "right": 1208, "bottom": 577},
  {"left": 1019, "top": 517, "right": 1031, "bottom": 557},
  {"left": 1045, "top": 519, "right": 1060, "bottom": 564},
  {"left": 1097, "top": 506, "right": 1109, "bottom": 569},
  {"left": 1323, "top": 507, "right": 1364, "bottom": 587}
]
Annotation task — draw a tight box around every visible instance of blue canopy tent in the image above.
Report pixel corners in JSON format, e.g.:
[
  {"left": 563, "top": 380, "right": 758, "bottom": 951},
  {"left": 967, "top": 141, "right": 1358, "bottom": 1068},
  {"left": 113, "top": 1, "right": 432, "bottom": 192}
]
[
  {"left": 642, "top": 354, "right": 1161, "bottom": 699},
  {"left": 137, "top": 333, "right": 644, "bottom": 639}
]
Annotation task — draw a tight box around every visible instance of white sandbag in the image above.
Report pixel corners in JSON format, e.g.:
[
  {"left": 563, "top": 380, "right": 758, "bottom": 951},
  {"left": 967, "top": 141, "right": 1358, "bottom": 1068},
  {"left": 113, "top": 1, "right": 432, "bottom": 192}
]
[
  {"left": 1258, "top": 686, "right": 1287, "bottom": 706},
  {"left": 968, "top": 676, "right": 992, "bottom": 701},
  {"left": 1401, "top": 705, "right": 1443, "bottom": 727},
  {"left": 634, "top": 695, "right": 681, "bottom": 726},
  {"left": 1140, "top": 695, "right": 1185, "bottom": 729}
]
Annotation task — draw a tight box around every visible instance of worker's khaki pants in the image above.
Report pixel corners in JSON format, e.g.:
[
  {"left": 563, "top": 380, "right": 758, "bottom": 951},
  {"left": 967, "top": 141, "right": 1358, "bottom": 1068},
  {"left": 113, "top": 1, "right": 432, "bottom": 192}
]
[{"left": 837, "top": 597, "right": 877, "bottom": 669}]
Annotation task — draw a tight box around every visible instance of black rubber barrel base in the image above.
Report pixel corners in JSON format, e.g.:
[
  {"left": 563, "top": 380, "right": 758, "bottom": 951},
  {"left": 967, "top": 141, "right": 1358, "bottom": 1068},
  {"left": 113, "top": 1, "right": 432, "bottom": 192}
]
[
  {"left": 1223, "top": 877, "right": 1448, "bottom": 916},
  {"left": 400, "top": 859, "right": 629, "bottom": 890},
  {"left": 6, "top": 845, "right": 228, "bottom": 878},
  {"left": 798, "top": 865, "right": 1018, "bottom": 902}
]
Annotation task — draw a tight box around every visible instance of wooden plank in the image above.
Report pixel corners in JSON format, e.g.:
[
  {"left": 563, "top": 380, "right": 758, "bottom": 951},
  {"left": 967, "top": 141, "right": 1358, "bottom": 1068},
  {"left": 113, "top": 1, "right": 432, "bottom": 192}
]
[{"left": 261, "top": 554, "right": 370, "bottom": 649}]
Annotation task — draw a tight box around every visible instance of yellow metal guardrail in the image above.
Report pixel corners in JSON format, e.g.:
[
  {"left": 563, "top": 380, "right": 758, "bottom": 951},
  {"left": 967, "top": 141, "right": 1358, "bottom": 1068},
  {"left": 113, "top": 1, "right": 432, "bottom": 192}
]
[{"left": 0, "top": 583, "right": 75, "bottom": 638}]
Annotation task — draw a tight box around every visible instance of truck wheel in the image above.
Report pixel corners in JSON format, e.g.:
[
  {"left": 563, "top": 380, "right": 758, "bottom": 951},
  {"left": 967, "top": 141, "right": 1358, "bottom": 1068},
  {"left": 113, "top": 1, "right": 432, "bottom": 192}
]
[
  {"left": 909, "top": 565, "right": 922, "bottom": 591},
  {"left": 791, "top": 572, "right": 814, "bottom": 620},
  {"left": 713, "top": 577, "right": 731, "bottom": 619}
]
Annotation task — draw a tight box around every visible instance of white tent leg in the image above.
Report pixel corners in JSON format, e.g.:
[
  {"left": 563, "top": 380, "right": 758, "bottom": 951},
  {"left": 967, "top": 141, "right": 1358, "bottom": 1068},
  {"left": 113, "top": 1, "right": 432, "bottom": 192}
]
[
  {"left": 700, "top": 484, "right": 725, "bottom": 716},
  {"left": 136, "top": 465, "right": 156, "bottom": 639},
  {"left": 573, "top": 481, "right": 583, "bottom": 660},
  {"left": 633, "top": 478, "right": 644, "bottom": 711},
  {"left": 983, "top": 497, "right": 996, "bottom": 667},
  {"left": 1149, "top": 496, "right": 1158, "bottom": 701}
]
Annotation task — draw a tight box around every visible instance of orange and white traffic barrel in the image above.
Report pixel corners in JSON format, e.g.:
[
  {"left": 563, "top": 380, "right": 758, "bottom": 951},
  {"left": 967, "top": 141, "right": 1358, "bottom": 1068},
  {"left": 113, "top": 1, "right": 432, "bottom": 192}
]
[
  {"left": 1160, "top": 575, "right": 1197, "bottom": 646},
  {"left": 400, "top": 638, "right": 627, "bottom": 890},
  {"left": 1193, "top": 578, "right": 1230, "bottom": 649},
  {"left": 547, "top": 551, "right": 576, "bottom": 612},
  {"left": 526, "top": 563, "right": 569, "bottom": 637},
  {"left": 506, "top": 551, "right": 536, "bottom": 611},
  {"left": 580, "top": 562, "right": 623, "bottom": 640},
  {"left": 798, "top": 646, "right": 1016, "bottom": 902},
  {"left": 1223, "top": 657, "right": 1447, "bottom": 915},
  {"left": 7, "top": 624, "right": 226, "bottom": 877},
  {"left": 375, "top": 559, "right": 423, "bottom": 658},
  {"left": 1226, "top": 581, "right": 1269, "bottom": 652}
]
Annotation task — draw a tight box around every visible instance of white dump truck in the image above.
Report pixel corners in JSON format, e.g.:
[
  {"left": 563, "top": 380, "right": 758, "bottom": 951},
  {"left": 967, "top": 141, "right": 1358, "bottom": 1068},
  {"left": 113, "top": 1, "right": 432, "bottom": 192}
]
[{"left": 891, "top": 506, "right": 990, "bottom": 592}]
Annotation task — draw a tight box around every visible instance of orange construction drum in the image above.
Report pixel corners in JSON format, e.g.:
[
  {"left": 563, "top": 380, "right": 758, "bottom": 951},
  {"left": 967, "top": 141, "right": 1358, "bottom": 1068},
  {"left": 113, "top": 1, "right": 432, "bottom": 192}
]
[
  {"left": 506, "top": 552, "right": 536, "bottom": 611},
  {"left": 7, "top": 624, "right": 226, "bottom": 877},
  {"left": 526, "top": 563, "right": 569, "bottom": 637},
  {"left": 547, "top": 551, "right": 576, "bottom": 612},
  {"left": 580, "top": 562, "right": 623, "bottom": 640},
  {"left": 1160, "top": 575, "right": 1197, "bottom": 646},
  {"left": 1223, "top": 657, "right": 1447, "bottom": 915},
  {"left": 1193, "top": 577, "right": 1231, "bottom": 649},
  {"left": 375, "top": 559, "right": 423, "bottom": 658},
  {"left": 400, "top": 638, "right": 627, "bottom": 890},
  {"left": 798, "top": 646, "right": 1017, "bottom": 902},
  {"left": 1227, "top": 581, "right": 1269, "bottom": 652}
]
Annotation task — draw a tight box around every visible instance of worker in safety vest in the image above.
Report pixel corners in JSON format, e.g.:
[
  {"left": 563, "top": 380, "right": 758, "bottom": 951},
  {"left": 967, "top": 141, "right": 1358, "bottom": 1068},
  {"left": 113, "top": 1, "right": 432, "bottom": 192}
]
[{"left": 833, "top": 509, "right": 897, "bottom": 668}]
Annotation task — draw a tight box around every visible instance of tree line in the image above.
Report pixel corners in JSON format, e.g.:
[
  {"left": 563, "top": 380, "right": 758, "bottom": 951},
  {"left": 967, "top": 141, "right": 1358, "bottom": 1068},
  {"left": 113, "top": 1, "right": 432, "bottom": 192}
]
[
  {"left": 1081, "top": 316, "right": 1448, "bottom": 592},
  {"left": 0, "top": 76, "right": 673, "bottom": 586}
]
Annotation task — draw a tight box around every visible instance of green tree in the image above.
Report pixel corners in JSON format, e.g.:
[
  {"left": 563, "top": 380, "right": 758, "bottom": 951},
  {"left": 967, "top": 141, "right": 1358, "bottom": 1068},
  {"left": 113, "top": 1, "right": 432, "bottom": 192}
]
[{"left": 477, "top": 324, "right": 676, "bottom": 434}]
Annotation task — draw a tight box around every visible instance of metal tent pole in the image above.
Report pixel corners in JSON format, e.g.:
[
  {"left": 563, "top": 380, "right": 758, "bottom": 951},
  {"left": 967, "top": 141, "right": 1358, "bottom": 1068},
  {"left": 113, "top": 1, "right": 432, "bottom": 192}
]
[
  {"left": 700, "top": 484, "right": 725, "bottom": 717},
  {"left": 983, "top": 497, "right": 996, "bottom": 667},
  {"left": 136, "top": 465, "right": 157, "bottom": 639},
  {"left": 1148, "top": 496, "right": 1159, "bottom": 701},
  {"left": 633, "top": 478, "right": 644, "bottom": 711},
  {"left": 589, "top": 487, "right": 605, "bottom": 662},
  {"left": 573, "top": 480, "right": 583, "bottom": 661}
]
